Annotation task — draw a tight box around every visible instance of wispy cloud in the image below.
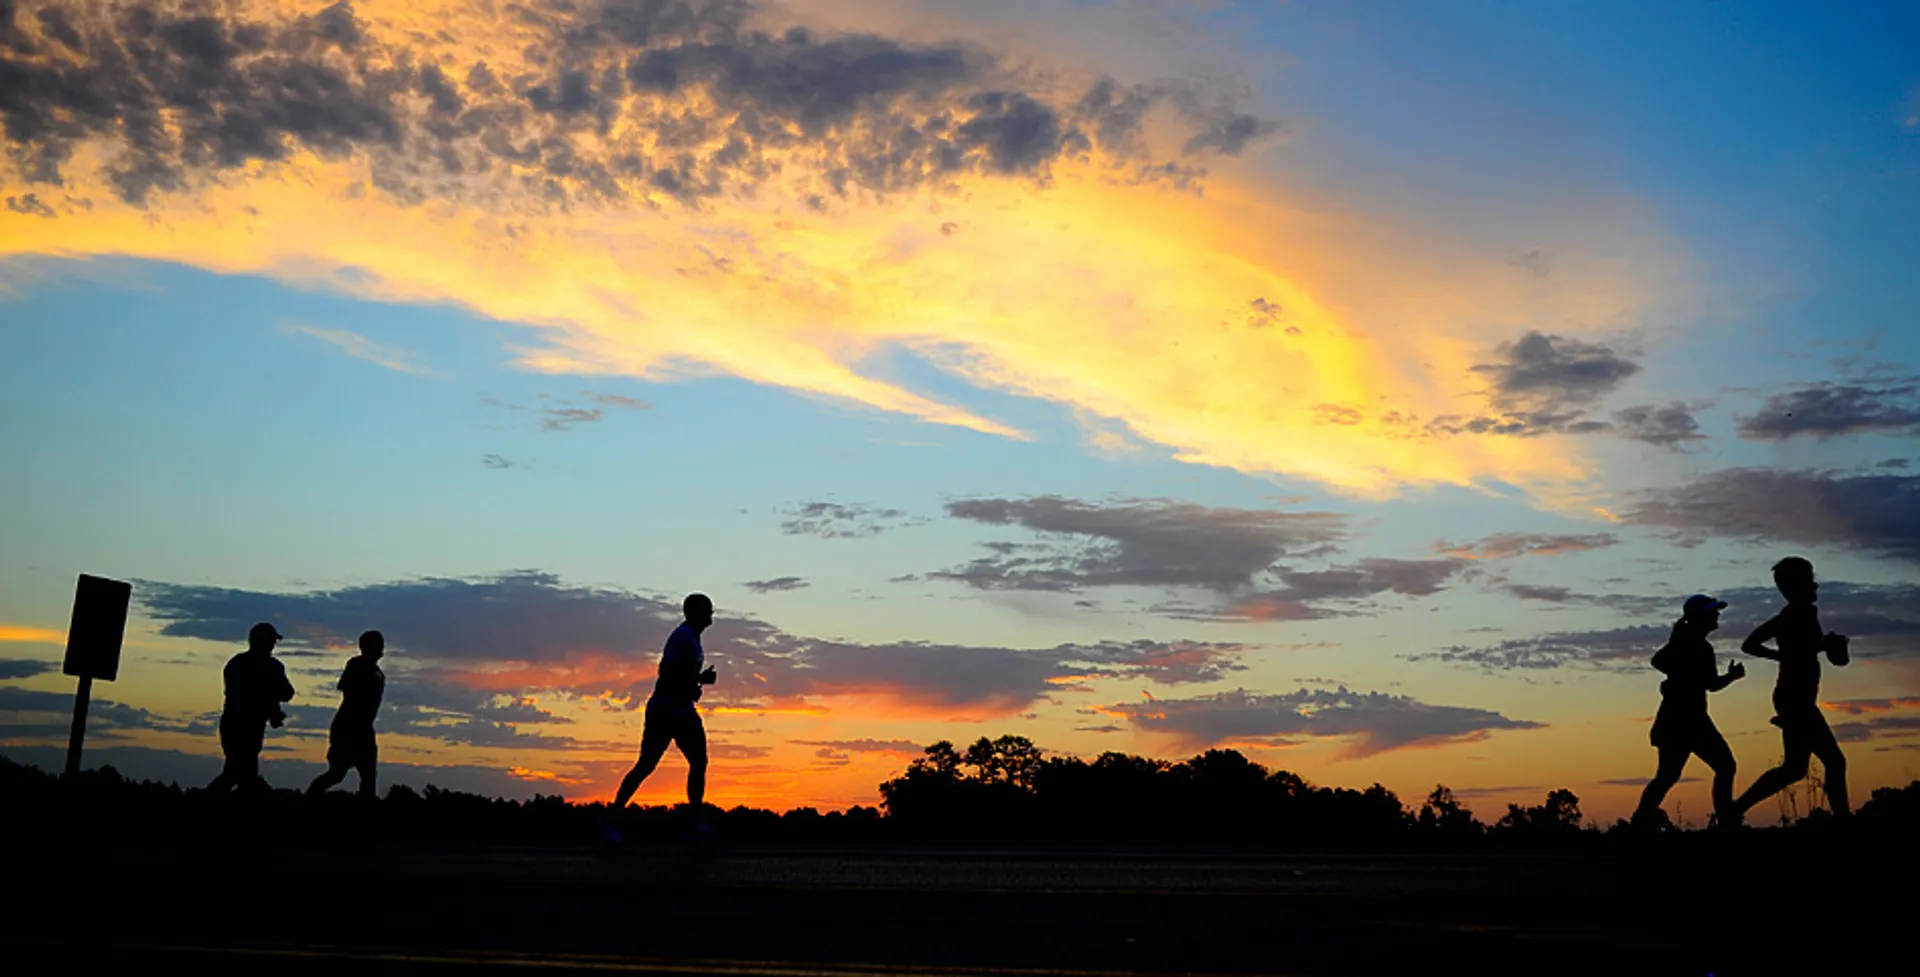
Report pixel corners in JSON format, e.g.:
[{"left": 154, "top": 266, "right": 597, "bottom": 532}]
[
  {"left": 744, "top": 576, "right": 810, "bottom": 593},
  {"left": 282, "top": 322, "right": 428, "bottom": 375}
]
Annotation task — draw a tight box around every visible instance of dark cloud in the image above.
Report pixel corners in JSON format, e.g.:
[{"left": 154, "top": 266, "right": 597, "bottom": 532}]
[
  {"left": 1195, "top": 558, "right": 1469, "bottom": 622},
  {"left": 0, "top": 0, "right": 1274, "bottom": 209},
  {"left": 1430, "top": 332, "right": 1642, "bottom": 438},
  {"left": 788, "top": 738, "right": 919, "bottom": 755},
  {"left": 0, "top": 684, "right": 191, "bottom": 738},
  {"left": 1412, "top": 625, "right": 1668, "bottom": 671},
  {"left": 1612, "top": 402, "right": 1707, "bottom": 448},
  {"left": 138, "top": 570, "right": 675, "bottom": 662},
  {"left": 0, "top": 0, "right": 406, "bottom": 205},
  {"left": 1624, "top": 468, "right": 1920, "bottom": 562},
  {"left": 1596, "top": 776, "right": 1699, "bottom": 787},
  {"left": 1262, "top": 558, "right": 1467, "bottom": 602},
  {"left": 743, "top": 576, "right": 808, "bottom": 593},
  {"left": 936, "top": 496, "right": 1344, "bottom": 592},
  {"left": 1072, "top": 639, "right": 1252, "bottom": 685},
  {"left": 0, "top": 742, "right": 577, "bottom": 798},
  {"left": 777, "top": 501, "right": 922, "bottom": 538},
  {"left": 1504, "top": 584, "right": 1578, "bottom": 602},
  {"left": 0, "top": 658, "right": 56, "bottom": 679},
  {"left": 1438, "top": 532, "right": 1618, "bottom": 560},
  {"left": 1736, "top": 382, "right": 1920, "bottom": 441},
  {"left": 1475, "top": 331, "right": 1641, "bottom": 404},
  {"left": 1416, "top": 581, "right": 1920, "bottom": 671},
  {"left": 1100, "top": 686, "right": 1544, "bottom": 756},
  {"left": 1831, "top": 714, "right": 1920, "bottom": 745},
  {"left": 5, "top": 191, "right": 53, "bottom": 216},
  {"left": 131, "top": 572, "right": 1250, "bottom": 716}
]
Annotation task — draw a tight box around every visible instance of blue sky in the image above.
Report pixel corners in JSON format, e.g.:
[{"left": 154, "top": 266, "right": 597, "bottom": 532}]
[{"left": 2, "top": 0, "right": 1917, "bottom": 819}]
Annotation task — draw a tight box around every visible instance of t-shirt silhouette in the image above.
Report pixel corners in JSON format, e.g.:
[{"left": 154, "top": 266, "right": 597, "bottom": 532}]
[
  {"left": 1652, "top": 628, "right": 1718, "bottom": 715},
  {"left": 648, "top": 623, "right": 704, "bottom": 712},
  {"left": 334, "top": 656, "right": 385, "bottom": 730},
  {"left": 221, "top": 651, "right": 294, "bottom": 727},
  {"left": 1752, "top": 602, "right": 1827, "bottom": 721}
]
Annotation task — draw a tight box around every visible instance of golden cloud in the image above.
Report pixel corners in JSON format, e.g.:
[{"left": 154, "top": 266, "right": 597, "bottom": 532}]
[{"left": 2, "top": 0, "right": 1691, "bottom": 505}]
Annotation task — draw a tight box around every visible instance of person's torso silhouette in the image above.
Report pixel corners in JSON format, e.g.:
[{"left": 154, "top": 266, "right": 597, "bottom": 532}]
[
  {"left": 221, "top": 650, "right": 293, "bottom": 728},
  {"left": 335, "top": 655, "right": 386, "bottom": 729},
  {"left": 650, "top": 621, "right": 704, "bottom": 712},
  {"left": 1766, "top": 601, "right": 1826, "bottom": 722}
]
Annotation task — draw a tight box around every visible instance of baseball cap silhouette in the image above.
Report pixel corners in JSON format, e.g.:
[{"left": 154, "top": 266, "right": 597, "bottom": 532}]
[
  {"left": 249, "top": 622, "right": 284, "bottom": 643},
  {"left": 1682, "top": 595, "right": 1727, "bottom": 618}
]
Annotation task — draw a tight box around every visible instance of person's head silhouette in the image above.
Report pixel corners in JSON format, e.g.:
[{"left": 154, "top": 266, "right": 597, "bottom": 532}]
[
  {"left": 683, "top": 593, "right": 714, "bottom": 632},
  {"left": 360, "top": 630, "right": 385, "bottom": 662},
  {"left": 1772, "top": 556, "right": 1818, "bottom": 604},
  {"left": 1680, "top": 594, "right": 1726, "bottom": 634},
  {"left": 248, "top": 622, "right": 283, "bottom": 653}
]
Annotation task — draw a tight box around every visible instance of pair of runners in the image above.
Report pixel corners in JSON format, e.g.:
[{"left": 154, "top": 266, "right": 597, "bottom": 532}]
[
  {"left": 1633, "top": 556, "right": 1852, "bottom": 828},
  {"left": 205, "top": 624, "right": 387, "bottom": 798}
]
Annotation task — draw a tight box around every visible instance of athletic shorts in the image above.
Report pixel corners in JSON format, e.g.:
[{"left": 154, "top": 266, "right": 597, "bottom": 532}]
[
  {"left": 1650, "top": 707, "right": 1722, "bottom": 752},
  {"left": 639, "top": 700, "right": 705, "bottom": 758},
  {"left": 327, "top": 724, "right": 378, "bottom": 768}
]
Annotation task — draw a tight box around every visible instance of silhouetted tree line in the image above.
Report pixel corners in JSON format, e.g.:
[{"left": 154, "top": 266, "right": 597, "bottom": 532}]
[
  {"left": 11, "top": 738, "right": 1918, "bottom": 848},
  {"left": 875, "top": 736, "right": 1601, "bottom": 845}
]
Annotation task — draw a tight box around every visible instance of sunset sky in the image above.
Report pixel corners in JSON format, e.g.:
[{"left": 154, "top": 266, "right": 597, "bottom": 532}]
[{"left": 4, "top": 0, "right": 1919, "bottom": 824}]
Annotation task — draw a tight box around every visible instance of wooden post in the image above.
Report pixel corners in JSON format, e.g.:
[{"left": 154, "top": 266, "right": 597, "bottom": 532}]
[{"left": 65, "top": 675, "right": 93, "bottom": 778}]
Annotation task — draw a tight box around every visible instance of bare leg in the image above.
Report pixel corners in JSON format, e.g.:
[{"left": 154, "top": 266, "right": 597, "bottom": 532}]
[
  {"left": 1695, "top": 731, "right": 1737, "bottom": 823},
  {"left": 681, "top": 722, "right": 708, "bottom": 809},
  {"left": 1734, "top": 744, "right": 1810, "bottom": 819},
  {"left": 614, "top": 742, "right": 667, "bottom": 810},
  {"left": 1808, "top": 726, "right": 1849, "bottom": 816},
  {"left": 307, "top": 763, "right": 349, "bottom": 797},
  {"left": 1635, "top": 745, "right": 1690, "bottom": 823}
]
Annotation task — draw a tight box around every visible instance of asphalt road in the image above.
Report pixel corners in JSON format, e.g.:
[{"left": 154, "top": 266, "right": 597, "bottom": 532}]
[{"left": 12, "top": 841, "right": 1894, "bottom": 975}]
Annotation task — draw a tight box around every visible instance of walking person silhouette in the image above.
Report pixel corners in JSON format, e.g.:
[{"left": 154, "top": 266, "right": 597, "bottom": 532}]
[
  {"left": 206, "top": 622, "right": 296, "bottom": 794},
  {"left": 602, "top": 593, "right": 719, "bottom": 843},
  {"left": 1732, "top": 557, "right": 1853, "bottom": 821},
  {"left": 307, "top": 630, "right": 387, "bottom": 799},
  {"left": 1632, "top": 595, "right": 1745, "bottom": 829}
]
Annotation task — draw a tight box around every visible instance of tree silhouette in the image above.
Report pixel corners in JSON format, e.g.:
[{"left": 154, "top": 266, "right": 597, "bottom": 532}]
[
  {"left": 1492, "top": 789, "right": 1585, "bottom": 837},
  {"left": 1416, "top": 786, "right": 1482, "bottom": 838}
]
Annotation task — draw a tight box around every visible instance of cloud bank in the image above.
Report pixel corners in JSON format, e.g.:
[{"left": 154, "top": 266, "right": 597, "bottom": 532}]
[{"left": 2, "top": 0, "right": 1687, "bottom": 503}]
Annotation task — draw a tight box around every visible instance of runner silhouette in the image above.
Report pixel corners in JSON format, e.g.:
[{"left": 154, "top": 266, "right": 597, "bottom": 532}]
[
  {"left": 205, "top": 622, "right": 296, "bottom": 794},
  {"left": 603, "top": 593, "right": 719, "bottom": 842},
  {"left": 1632, "top": 595, "right": 1744, "bottom": 829},
  {"left": 306, "top": 630, "right": 387, "bottom": 799},
  {"left": 1732, "top": 557, "right": 1852, "bottom": 821}
]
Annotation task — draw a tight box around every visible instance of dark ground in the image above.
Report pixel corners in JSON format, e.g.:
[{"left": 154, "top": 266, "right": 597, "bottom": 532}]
[{"left": 13, "top": 834, "right": 1904, "bottom": 976}]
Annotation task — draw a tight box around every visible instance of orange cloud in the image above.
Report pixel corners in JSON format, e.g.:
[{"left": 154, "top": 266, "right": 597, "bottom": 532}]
[{"left": 0, "top": 625, "right": 65, "bottom": 644}]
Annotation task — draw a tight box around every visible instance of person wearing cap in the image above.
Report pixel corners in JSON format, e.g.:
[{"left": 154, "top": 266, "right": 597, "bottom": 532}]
[
  {"left": 307, "top": 630, "right": 387, "bottom": 800},
  {"left": 206, "top": 622, "right": 298, "bottom": 794},
  {"left": 1732, "top": 556, "right": 1853, "bottom": 820},
  {"left": 1632, "top": 594, "right": 1745, "bottom": 829},
  {"left": 603, "top": 593, "right": 719, "bottom": 843}
]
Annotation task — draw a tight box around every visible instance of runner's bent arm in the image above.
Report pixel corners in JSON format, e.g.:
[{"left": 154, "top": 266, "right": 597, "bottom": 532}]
[{"left": 1741, "top": 617, "right": 1783, "bottom": 660}]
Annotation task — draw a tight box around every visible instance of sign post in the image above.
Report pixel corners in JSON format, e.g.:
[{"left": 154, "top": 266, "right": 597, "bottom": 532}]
[{"left": 62, "top": 574, "right": 132, "bottom": 777}]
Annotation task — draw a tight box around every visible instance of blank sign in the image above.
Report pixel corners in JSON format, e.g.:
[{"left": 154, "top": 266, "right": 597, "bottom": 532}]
[{"left": 63, "top": 574, "right": 132, "bottom": 682}]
